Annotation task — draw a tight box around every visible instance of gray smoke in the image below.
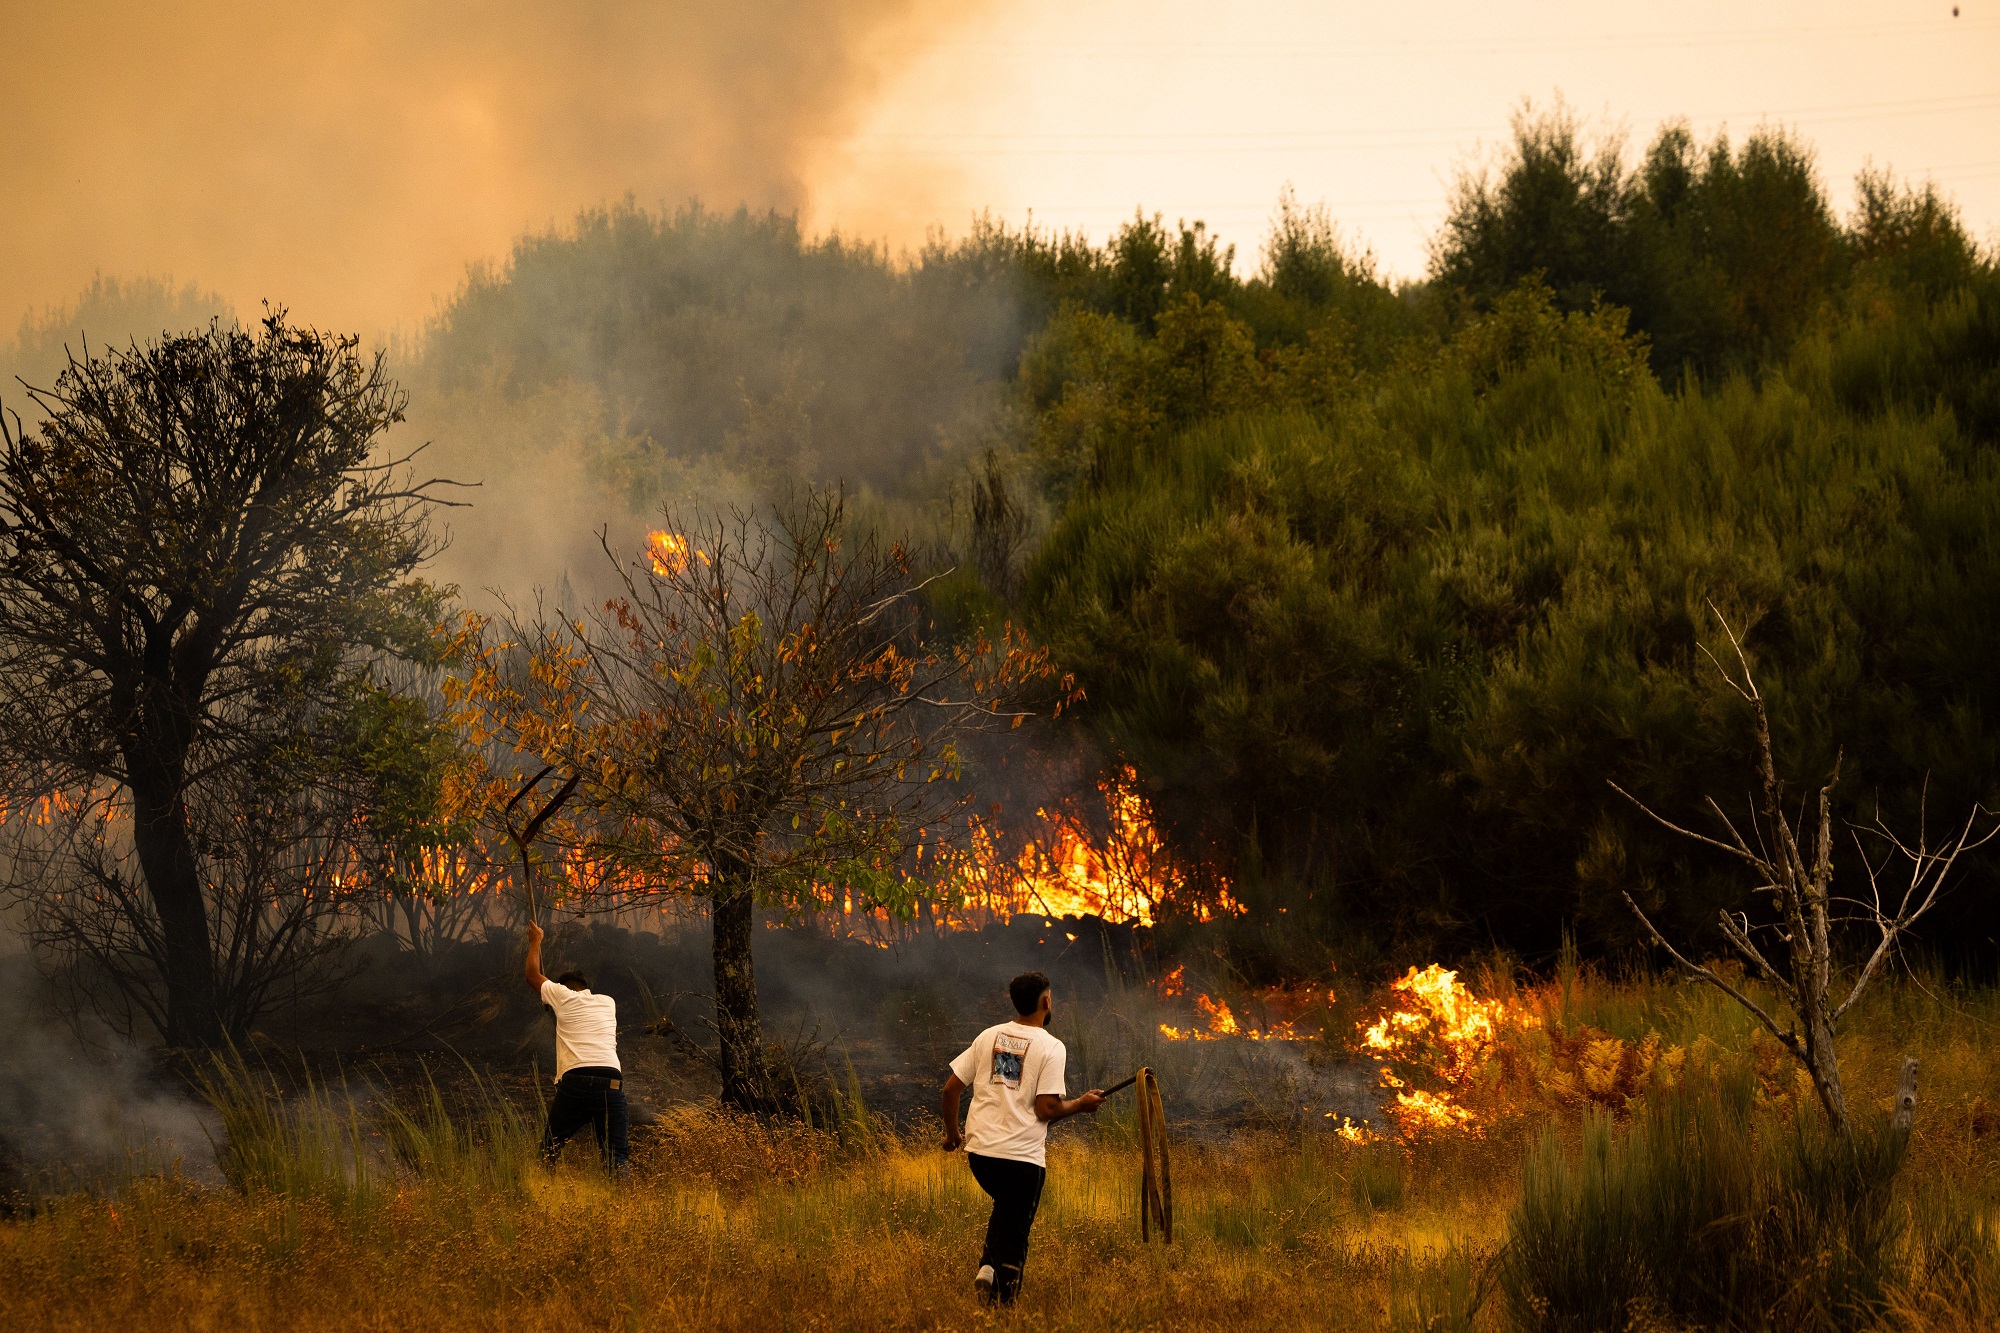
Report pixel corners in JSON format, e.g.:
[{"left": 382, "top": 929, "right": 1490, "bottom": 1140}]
[
  {"left": 0, "top": 276, "right": 235, "bottom": 416},
  {"left": 0, "top": 0, "right": 991, "bottom": 337},
  {"left": 0, "top": 955, "right": 220, "bottom": 1195}
]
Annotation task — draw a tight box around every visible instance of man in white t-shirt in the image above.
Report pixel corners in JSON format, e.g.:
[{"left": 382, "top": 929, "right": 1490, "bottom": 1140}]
[
  {"left": 942, "top": 971, "right": 1105, "bottom": 1305},
  {"left": 525, "top": 921, "right": 628, "bottom": 1175}
]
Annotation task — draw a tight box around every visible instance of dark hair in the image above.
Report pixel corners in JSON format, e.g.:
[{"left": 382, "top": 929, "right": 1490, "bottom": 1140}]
[
  {"left": 555, "top": 970, "right": 590, "bottom": 991},
  {"left": 1009, "top": 972, "right": 1051, "bottom": 1016}
]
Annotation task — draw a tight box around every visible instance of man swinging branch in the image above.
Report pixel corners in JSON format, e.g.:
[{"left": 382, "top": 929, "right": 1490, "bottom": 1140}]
[
  {"left": 525, "top": 921, "right": 630, "bottom": 1176},
  {"left": 941, "top": 971, "right": 1105, "bottom": 1305}
]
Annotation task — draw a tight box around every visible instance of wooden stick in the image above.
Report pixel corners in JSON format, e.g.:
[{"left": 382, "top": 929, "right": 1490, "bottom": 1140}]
[
  {"left": 503, "top": 766, "right": 580, "bottom": 925},
  {"left": 1101, "top": 1073, "right": 1139, "bottom": 1097},
  {"left": 1138, "top": 1068, "right": 1157, "bottom": 1243},
  {"left": 1135, "top": 1067, "right": 1171, "bottom": 1243}
]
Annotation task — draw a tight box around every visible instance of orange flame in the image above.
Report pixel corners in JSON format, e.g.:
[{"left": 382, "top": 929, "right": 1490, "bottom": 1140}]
[
  {"left": 922, "top": 767, "right": 1234, "bottom": 930},
  {"left": 1156, "top": 977, "right": 1331, "bottom": 1042},
  {"left": 646, "top": 529, "right": 694, "bottom": 577},
  {"left": 1332, "top": 1117, "right": 1376, "bottom": 1143},
  {"left": 1357, "top": 964, "right": 1538, "bottom": 1139}
]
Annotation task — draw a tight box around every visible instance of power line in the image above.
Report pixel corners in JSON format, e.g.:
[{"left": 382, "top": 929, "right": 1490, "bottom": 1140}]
[
  {"left": 886, "top": 17, "right": 2000, "bottom": 59},
  {"left": 985, "top": 156, "right": 2000, "bottom": 230},
  {"left": 830, "top": 94, "right": 2000, "bottom": 156}
]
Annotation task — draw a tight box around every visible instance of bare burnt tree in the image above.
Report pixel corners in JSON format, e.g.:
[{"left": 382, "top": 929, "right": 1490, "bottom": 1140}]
[
  {"left": 1613, "top": 607, "right": 1996, "bottom": 1135},
  {"left": 0, "top": 313, "right": 451, "bottom": 1045},
  {"left": 462, "top": 487, "right": 1069, "bottom": 1112}
]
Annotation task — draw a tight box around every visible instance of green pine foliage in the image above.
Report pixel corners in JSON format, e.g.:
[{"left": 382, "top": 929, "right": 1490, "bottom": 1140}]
[
  {"left": 1020, "top": 263, "right": 2000, "bottom": 961},
  {"left": 1429, "top": 102, "right": 1986, "bottom": 382}
]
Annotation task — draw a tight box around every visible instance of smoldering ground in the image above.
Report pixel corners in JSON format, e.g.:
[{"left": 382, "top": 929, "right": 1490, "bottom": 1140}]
[
  {"left": 0, "top": 954, "right": 221, "bottom": 1199},
  {"left": 0, "top": 903, "right": 1246, "bottom": 1196},
  {"left": 258, "top": 910, "right": 1380, "bottom": 1139}
]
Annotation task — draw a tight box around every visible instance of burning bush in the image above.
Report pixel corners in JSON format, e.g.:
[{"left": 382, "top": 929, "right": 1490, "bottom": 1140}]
[
  {"left": 1355, "top": 964, "right": 1534, "bottom": 1138},
  {"left": 1143, "top": 959, "right": 1695, "bottom": 1138},
  {"left": 1351, "top": 964, "right": 1709, "bottom": 1140}
]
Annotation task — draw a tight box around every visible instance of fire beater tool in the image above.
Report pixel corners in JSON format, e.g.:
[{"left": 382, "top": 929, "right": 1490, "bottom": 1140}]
[
  {"left": 1103, "top": 1067, "right": 1172, "bottom": 1242},
  {"left": 503, "top": 764, "right": 581, "bottom": 927}
]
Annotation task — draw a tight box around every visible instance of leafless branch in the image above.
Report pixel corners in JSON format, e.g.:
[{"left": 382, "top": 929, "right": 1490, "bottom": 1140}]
[
  {"left": 1622, "top": 891, "right": 1802, "bottom": 1058},
  {"left": 1608, "top": 600, "right": 1989, "bottom": 1136},
  {"left": 1608, "top": 780, "right": 1766, "bottom": 868}
]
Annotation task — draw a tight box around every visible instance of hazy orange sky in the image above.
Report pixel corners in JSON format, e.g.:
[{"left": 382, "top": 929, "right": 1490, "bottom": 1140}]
[{"left": 4, "top": 0, "right": 1996, "bottom": 339}]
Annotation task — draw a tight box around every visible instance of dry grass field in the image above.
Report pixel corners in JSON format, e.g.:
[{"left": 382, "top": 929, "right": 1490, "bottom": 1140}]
[{"left": 4, "top": 964, "right": 1999, "bottom": 1331}]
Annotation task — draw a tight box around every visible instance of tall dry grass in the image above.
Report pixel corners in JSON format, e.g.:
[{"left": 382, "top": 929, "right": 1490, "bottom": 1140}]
[
  {"left": 0, "top": 1123, "right": 1494, "bottom": 1331},
  {"left": 1, "top": 970, "right": 1996, "bottom": 1331}
]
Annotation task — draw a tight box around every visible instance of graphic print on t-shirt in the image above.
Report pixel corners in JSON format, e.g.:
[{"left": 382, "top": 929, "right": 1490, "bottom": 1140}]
[{"left": 991, "top": 1032, "right": 1032, "bottom": 1088}]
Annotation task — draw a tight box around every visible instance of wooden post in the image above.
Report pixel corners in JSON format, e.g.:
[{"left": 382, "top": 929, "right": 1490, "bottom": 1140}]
[
  {"left": 1151, "top": 1071, "right": 1173, "bottom": 1244},
  {"left": 1135, "top": 1067, "right": 1172, "bottom": 1244},
  {"left": 1893, "top": 1056, "right": 1919, "bottom": 1141},
  {"left": 1137, "top": 1066, "right": 1156, "bottom": 1242}
]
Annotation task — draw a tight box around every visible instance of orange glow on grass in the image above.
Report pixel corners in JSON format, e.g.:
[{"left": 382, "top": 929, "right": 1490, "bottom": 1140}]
[{"left": 1156, "top": 975, "right": 1332, "bottom": 1042}]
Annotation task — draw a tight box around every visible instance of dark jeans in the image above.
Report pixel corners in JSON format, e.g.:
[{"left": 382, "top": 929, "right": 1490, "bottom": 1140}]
[
  {"left": 541, "top": 1066, "right": 630, "bottom": 1172},
  {"left": 968, "top": 1152, "right": 1046, "bottom": 1304}
]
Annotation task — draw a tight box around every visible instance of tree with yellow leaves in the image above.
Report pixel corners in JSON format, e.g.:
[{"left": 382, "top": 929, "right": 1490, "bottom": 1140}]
[{"left": 452, "top": 487, "right": 1074, "bottom": 1112}]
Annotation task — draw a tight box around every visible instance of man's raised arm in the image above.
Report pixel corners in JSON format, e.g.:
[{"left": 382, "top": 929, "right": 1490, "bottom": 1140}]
[{"left": 525, "top": 920, "right": 548, "bottom": 990}]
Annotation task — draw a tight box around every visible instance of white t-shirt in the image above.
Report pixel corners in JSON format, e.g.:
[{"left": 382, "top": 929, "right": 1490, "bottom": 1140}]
[
  {"left": 949, "top": 1021, "right": 1067, "bottom": 1166},
  {"left": 540, "top": 979, "right": 620, "bottom": 1081}
]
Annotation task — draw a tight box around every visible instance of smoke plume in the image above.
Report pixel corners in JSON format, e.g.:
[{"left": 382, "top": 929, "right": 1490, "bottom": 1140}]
[{"left": 0, "top": 0, "right": 980, "bottom": 337}]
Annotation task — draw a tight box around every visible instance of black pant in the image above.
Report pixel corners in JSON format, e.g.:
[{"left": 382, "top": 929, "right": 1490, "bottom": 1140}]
[
  {"left": 541, "top": 1066, "right": 630, "bottom": 1171},
  {"left": 968, "top": 1152, "right": 1046, "bottom": 1303}
]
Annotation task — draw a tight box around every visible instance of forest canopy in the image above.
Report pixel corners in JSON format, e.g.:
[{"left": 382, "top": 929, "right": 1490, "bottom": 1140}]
[
  {"left": 304, "top": 105, "right": 2000, "bottom": 970},
  {"left": 1001, "top": 110, "right": 2000, "bottom": 970},
  {"left": 9, "top": 104, "right": 1996, "bottom": 977}
]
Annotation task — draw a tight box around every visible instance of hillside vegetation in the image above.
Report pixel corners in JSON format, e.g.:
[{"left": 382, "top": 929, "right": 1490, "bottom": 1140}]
[
  {"left": 6, "top": 106, "right": 1995, "bottom": 970},
  {"left": 999, "top": 114, "right": 2000, "bottom": 968}
]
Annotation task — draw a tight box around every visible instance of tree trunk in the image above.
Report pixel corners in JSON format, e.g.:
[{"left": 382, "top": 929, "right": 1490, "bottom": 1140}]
[
  {"left": 1801, "top": 1012, "right": 1850, "bottom": 1135},
  {"left": 127, "top": 769, "right": 222, "bottom": 1046},
  {"left": 709, "top": 880, "right": 771, "bottom": 1113}
]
